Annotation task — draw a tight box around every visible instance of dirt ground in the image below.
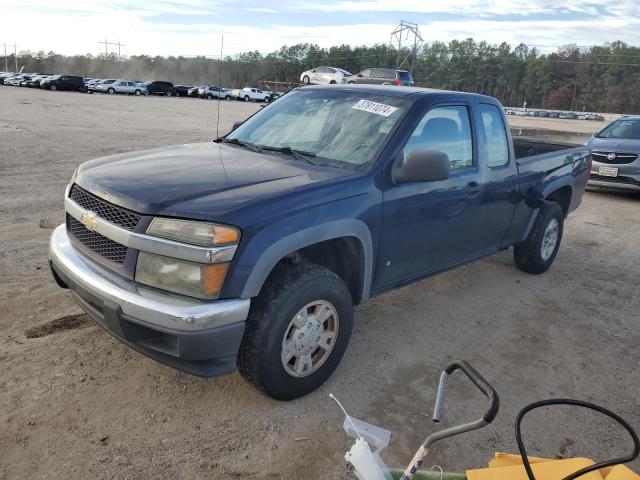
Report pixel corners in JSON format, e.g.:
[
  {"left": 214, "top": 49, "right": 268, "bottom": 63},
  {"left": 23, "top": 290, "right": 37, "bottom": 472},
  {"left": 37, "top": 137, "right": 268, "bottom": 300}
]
[{"left": 1, "top": 87, "right": 638, "bottom": 480}]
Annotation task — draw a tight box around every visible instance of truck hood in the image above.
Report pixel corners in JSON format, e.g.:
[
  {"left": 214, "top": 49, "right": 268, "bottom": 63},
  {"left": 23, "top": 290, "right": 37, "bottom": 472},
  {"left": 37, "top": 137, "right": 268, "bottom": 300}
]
[
  {"left": 586, "top": 136, "right": 640, "bottom": 152},
  {"left": 74, "top": 142, "right": 354, "bottom": 219}
]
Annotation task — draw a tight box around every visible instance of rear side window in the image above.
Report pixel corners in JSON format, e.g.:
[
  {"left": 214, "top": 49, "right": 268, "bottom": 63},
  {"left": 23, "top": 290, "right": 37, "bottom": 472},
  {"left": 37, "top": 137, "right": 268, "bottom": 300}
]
[
  {"left": 403, "top": 105, "right": 474, "bottom": 170},
  {"left": 479, "top": 104, "right": 509, "bottom": 167}
]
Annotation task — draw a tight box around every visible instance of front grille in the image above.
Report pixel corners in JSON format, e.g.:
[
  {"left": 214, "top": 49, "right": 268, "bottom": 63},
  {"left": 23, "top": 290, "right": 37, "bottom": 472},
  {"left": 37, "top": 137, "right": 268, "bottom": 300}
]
[
  {"left": 69, "top": 185, "right": 141, "bottom": 231},
  {"left": 67, "top": 215, "right": 128, "bottom": 263},
  {"left": 592, "top": 151, "right": 638, "bottom": 165}
]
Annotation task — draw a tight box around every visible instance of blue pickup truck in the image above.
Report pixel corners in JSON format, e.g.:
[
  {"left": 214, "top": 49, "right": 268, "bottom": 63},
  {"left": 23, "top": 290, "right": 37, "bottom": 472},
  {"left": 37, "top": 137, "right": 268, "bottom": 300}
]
[{"left": 49, "top": 85, "right": 590, "bottom": 400}]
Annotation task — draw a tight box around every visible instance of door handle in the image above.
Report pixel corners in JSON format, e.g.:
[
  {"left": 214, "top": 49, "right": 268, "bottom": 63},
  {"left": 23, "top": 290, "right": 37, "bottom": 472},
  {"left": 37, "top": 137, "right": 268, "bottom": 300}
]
[{"left": 466, "top": 181, "right": 482, "bottom": 198}]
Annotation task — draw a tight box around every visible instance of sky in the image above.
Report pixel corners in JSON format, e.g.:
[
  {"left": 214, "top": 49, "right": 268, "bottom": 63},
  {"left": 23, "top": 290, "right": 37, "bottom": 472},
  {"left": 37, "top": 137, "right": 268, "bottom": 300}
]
[{"left": 2, "top": 0, "right": 640, "bottom": 57}]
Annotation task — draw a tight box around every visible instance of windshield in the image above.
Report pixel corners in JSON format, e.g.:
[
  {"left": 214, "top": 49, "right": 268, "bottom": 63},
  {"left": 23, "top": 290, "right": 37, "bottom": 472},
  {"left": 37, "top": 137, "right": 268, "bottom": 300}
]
[
  {"left": 226, "top": 90, "right": 409, "bottom": 169},
  {"left": 596, "top": 118, "right": 640, "bottom": 140},
  {"left": 398, "top": 71, "right": 413, "bottom": 81}
]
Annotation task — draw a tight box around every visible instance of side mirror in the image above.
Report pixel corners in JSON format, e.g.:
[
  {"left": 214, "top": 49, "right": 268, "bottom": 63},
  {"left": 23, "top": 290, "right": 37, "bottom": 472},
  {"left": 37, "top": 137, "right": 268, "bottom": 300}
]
[
  {"left": 232, "top": 121, "right": 243, "bottom": 131},
  {"left": 394, "top": 150, "right": 450, "bottom": 183}
]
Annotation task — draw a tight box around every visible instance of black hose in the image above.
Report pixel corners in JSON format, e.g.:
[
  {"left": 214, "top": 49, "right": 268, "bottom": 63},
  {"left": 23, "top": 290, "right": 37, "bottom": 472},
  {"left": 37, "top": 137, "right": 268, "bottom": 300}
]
[{"left": 515, "top": 399, "right": 639, "bottom": 480}]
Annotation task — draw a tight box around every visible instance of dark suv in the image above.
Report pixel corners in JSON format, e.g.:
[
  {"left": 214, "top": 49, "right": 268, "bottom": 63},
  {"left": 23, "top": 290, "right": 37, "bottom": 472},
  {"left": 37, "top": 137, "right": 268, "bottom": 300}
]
[
  {"left": 42, "top": 75, "right": 86, "bottom": 92},
  {"left": 143, "top": 80, "right": 176, "bottom": 96},
  {"left": 346, "top": 68, "right": 414, "bottom": 86}
]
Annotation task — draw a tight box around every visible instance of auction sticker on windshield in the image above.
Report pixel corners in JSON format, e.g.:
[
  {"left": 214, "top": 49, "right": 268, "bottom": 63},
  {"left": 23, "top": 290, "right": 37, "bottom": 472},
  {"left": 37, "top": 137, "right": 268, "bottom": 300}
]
[{"left": 352, "top": 99, "right": 398, "bottom": 117}]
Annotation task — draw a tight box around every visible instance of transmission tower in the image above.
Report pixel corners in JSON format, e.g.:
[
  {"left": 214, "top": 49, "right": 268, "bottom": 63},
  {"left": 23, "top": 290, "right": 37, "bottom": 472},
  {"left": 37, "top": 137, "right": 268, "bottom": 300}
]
[{"left": 390, "top": 20, "right": 423, "bottom": 72}]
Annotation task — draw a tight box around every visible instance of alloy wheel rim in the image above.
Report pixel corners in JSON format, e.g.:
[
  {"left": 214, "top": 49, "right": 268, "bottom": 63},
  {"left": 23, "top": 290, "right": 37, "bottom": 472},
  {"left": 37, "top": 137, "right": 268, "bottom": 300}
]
[
  {"left": 541, "top": 218, "right": 559, "bottom": 261},
  {"left": 281, "top": 300, "right": 339, "bottom": 378}
]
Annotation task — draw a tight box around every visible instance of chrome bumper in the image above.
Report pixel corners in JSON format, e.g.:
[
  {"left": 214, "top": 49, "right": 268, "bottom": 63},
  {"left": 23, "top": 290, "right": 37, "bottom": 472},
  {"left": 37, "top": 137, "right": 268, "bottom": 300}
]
[{"left": 49, "top": 224, "right": 250, "bottom": 332}]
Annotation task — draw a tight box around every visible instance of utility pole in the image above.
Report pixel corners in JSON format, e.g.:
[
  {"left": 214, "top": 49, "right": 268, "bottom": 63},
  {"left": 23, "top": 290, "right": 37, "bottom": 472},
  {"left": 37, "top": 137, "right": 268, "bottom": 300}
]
[
  {"left": 570, "top": 71, "right": 578, "bottom": 112},
  {"left": 98, "top": 38, "right": 126, "bottom": 59},
  {"left": 3, "top": 43, "right": 7, "bottom": 71},
  {"left": 13, "top": 43, "right": 17, "bottom": 72},
  {"left": 390, "top": 20, "right": 423, "bottom": 73}
]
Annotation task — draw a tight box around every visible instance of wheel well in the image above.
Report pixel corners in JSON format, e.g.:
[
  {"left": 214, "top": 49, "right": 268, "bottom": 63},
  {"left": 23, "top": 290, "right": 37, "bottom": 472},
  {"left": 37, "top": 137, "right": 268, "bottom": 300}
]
[
  {"left": 269, "top": 237, "right": 365, "bottom": 305},
  {"left": 545, "top": 186, "right": 572, "bottom": 217}
]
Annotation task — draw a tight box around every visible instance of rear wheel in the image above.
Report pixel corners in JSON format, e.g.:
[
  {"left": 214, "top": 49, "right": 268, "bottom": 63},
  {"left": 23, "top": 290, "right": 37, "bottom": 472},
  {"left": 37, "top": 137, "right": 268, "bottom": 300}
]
[
  {"left": 50, "top": 85, "right": 57, "bottom": 91},
  {"left": 329, "top": 80, "right": 337, "bottom": 84},
  {"left": 166, "top": 91, "right": 173, "bottom": 97},
  {"left": 206, "top": 94, "right": 213, "bottom": 100},
  {"left": 244, "top": 95, "right": 250, "bottom": 102},
  {"left": 514, "top": 202, "right": 564, "bottom": 274},
  {"left": 238, "top": 263, "right": 354, "bottom": 400},
  {"left": 134, "top": 89, "right": 141, "bottom": 96}
]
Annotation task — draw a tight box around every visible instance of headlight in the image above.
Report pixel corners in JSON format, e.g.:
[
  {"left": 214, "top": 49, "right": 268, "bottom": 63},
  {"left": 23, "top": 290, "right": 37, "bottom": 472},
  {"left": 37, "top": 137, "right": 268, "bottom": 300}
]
[
  {"left": 146, "top": 218, "right": 239, "bottom": 246},
  {"left": 135, "top": 252, "right": 229, "bottom": 299}
]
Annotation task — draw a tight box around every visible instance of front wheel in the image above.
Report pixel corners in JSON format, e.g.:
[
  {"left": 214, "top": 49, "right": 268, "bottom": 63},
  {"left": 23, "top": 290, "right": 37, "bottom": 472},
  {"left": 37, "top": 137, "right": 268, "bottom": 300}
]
[
  {"left": 264, "top": 96, "right": 271, "bottom": 103},
  {"left": 107, "top": 88, "right": 115, "bottom": 94},
  {"left": 514, "top": 202, "right": 564, "bottom": 274},
  {"left": 238, "top": 263, "right": 354, "bottom": 400}
]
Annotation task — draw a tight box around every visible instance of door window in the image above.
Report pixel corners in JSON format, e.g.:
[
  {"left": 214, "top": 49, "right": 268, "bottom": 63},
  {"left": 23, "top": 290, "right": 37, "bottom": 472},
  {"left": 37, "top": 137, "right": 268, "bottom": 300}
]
[
  {"left": 360, "top": 69, "right": 371, "bottom": 78},
  {"left": 403, "top": 105, "right": 474, "bottom": 170},
  {"left": 479, "top": 104, "right": 509, "bottom": 167}
]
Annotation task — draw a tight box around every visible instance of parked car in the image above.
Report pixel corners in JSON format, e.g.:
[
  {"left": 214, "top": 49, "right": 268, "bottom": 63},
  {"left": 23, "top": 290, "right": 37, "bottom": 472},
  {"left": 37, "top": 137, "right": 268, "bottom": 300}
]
[
  {"left": 548, "top": 111, "right": 560, "bottom": 118},
  {"left": 299, "top": 66, "right": 352, "bottom": 85},
  {"left": 143, "top": 80, "right": 176, "bottom": 96},
  {"left": 42, "top": 75, "right": 86, "bottom": 92},
  {"left": 586, "top": 115, "right": 640, "bottom": 192},
  {"left": 87, "top": 79, "right": 115, "bottom": 93},
  {"left": 187, "top": 86, "right": 202, "bottom": 97},
  {"left": 95, "top": 79, "right": 146, "bottom": 95},
  {"left": 231, "top": 87, "right": 272, "bottom": 102},
  {"left": 346, "top": 68, "right": 414, "bottom": 86},
  {"left": 5, "top": 74, "right": 29, "bottom": 86},
  {"left": 27, "top": 74, "right": 54, "bottom": 88},
  {"left": 0, "top": 72, "right": 17, "bottom": 85},
  {"left": 50, "top": 85, "right": 590, "bottom": 400},
  {"left": 558, "top": 112, "right": 579, "bottom": 120},
  {"left": 174, "top": 85, "right": 193, "bottom": 97},
  {"left": 200, "top": 85, "right": 232, "bottom": 100}
]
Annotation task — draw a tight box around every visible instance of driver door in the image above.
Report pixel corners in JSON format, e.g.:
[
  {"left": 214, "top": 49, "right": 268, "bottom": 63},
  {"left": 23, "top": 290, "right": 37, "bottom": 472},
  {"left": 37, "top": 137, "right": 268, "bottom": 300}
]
[{"left": 374, "top": 103, "right": 487, "bottom": 289}]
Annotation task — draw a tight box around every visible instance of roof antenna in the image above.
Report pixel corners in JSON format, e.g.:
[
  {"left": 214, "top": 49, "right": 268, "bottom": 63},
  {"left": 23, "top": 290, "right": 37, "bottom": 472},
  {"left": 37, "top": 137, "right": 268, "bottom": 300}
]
[{"left": 216, "top": 34, "right": 224, "bottom": 140}]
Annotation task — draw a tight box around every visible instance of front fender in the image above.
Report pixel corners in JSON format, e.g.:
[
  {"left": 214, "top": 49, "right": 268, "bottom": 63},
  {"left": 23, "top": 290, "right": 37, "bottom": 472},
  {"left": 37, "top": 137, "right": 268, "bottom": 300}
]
[{"left": 239, "top": 219, "right": 374, "bottom": 301}]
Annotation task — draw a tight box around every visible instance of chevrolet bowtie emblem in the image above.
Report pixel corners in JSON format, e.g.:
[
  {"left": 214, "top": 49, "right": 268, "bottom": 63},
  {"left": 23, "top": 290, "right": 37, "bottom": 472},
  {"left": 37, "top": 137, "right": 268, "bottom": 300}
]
[{"left": 80, "top": 211, "right": 98, "bottom": 231}]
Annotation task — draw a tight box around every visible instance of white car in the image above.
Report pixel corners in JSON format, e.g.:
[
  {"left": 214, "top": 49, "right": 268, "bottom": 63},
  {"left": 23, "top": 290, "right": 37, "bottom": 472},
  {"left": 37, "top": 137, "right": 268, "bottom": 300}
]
[
  {"left": 95, "top": 79, "right": 147, "bottom": 95},
  {"left": 299, "top": 66, "right": 352, "bottom": 85},
  {"left": 231, "top": 87, "right": 272, "bottom": 102}
]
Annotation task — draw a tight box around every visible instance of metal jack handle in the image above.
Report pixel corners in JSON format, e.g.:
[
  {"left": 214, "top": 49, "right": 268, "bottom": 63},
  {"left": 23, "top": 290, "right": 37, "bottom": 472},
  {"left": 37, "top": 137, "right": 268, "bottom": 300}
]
[{"left": 400, "top": 360, "right": 500, "bottom": 480}]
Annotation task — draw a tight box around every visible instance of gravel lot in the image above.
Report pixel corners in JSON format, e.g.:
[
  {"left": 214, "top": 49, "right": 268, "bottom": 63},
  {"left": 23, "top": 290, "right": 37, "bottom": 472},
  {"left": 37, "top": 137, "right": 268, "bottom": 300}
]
[{"left": 1, "top": 87, "right": 638, "bottom": 479}]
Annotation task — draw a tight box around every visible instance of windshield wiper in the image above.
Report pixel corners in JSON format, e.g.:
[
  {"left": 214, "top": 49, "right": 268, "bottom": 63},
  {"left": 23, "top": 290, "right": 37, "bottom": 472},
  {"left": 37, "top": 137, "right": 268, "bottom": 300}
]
[
  {"left": 260, "top": 145, "right": 318, "bottom": 165},
  {"left": 215, "top": 137, "right": 263, "bottom": 153}
]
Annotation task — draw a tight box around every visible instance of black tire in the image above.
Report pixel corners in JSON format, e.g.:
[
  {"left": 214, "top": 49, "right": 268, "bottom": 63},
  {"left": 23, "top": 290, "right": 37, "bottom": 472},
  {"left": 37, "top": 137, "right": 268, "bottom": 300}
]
[
  {"left": 329, "top": 80, "right": 337, "bottom": 84},
  {"left": 514, "top": 202, "right": 564, "bottom": 274},
  {"left": 166, "top": 91, "right": 173, "bottom": 97},
  {"left": 237, "top": 263, "right": 354, "bottom": 400},
  {"left": 206, "top": 94, "right": 213, "bottom": 100},
  {"left": 244, "top": 95, "right": 250, "bottom": 102},
  {"left": 134, "top": 89, "right": 141, "bottom": 96},
  {"left": 302, "top": 75, "right": 310, "bottom": 84},
  {"left": 264, "top": 96, "right": 271, "bottom": 103},
  {"left": 348, "top": 81, "right": 355, "bottom": 84}
]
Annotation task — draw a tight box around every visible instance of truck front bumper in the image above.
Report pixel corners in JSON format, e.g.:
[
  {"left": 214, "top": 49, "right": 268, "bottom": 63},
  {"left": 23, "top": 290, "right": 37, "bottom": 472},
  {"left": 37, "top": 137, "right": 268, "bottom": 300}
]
[{"left": 49, "top": 225, "right": 250, "bottom": 378}]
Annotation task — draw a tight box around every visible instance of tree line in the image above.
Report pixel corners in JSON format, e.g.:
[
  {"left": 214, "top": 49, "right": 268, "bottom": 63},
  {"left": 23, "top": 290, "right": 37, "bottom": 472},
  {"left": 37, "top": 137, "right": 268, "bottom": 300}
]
[{"left": 7, "top": 39, "right": 640, "bottom": 113}]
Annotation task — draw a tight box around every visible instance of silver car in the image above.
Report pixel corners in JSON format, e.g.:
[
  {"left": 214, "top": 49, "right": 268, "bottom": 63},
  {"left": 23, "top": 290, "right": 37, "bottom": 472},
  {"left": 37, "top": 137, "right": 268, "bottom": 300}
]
[
  {"left": 587, "top": 115, "right": 640, "bottom": 191},
  {"left": 95, "top": 79, "right": 147, "bottom": 95},
  {"left": 299, "top": 66, "right": 351, "bottom": 85}
]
